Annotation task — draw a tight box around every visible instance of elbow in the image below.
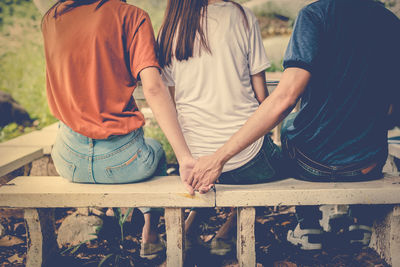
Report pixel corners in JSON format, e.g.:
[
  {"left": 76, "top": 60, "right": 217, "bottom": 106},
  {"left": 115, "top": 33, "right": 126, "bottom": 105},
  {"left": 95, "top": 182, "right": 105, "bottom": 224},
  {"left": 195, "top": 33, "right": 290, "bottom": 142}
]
[
  {"left": 274, "top": 87, "right": 300, "bottom": 114},
  {"left": 143, "top": 80, "right": 165, "bottom": 98}
]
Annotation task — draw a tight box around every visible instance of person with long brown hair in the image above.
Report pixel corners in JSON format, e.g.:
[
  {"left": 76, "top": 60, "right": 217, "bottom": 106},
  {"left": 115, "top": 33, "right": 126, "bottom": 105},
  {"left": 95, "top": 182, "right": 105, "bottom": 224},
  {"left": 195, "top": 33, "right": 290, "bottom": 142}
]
[
  {"left": 41, "top": 0, "right": 195, "bottom": 260},
  {"left": 158, "top": 0, "right": 282, "bottom": 256}
]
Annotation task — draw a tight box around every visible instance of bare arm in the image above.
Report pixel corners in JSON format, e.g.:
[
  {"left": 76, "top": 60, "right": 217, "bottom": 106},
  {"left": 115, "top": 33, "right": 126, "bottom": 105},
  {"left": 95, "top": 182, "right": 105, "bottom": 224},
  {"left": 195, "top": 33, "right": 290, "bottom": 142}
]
[
  {"left": 188, "top": 67, "right": 311, "bottom": 193},
  {"left": 140, "top": 67, "right": 195, "bottom": 194},
  {"left": 251, "top": 71, "right": 268, "bottom": 103}
]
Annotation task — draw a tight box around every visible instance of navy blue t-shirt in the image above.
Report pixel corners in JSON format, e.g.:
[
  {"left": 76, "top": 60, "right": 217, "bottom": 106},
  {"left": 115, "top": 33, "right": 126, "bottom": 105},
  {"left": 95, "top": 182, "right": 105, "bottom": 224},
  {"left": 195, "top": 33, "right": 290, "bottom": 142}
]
[{"left": 283, "top": 0, "right": 400, "bottom": 166}]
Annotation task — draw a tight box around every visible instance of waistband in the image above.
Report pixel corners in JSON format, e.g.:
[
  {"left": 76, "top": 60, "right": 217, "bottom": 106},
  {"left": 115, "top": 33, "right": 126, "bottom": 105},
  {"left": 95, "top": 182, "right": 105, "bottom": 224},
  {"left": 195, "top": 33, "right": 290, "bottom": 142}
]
[
  {"left": 284, "top": 138, "right": 382, "bottom": 181},
  {"left": 58, "top": 122, "right": 143, "bottom": 154}
]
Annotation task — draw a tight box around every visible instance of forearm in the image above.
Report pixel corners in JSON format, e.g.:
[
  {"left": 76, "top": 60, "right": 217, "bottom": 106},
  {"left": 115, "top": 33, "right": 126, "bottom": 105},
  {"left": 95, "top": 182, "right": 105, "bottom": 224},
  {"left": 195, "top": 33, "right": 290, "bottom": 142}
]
[
  {"left": 251, "top": 71, "right": 268, "bottom": 103},
  {"left": 144, "top": 87, "right": 191, "bottom": 162},
  {"left": 140, "top": 69, "right": 192, "bottom": 163}
]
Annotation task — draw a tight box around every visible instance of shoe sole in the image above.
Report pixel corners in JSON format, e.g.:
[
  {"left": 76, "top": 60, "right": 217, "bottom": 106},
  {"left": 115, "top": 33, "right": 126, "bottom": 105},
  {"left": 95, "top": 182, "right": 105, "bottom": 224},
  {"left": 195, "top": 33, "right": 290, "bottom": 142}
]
[
  {"left": 210, "top": 248, "right": 233, "bottom": 256},
  {"left": 287, "top": 230, "right": 323, "bottom": 250}
]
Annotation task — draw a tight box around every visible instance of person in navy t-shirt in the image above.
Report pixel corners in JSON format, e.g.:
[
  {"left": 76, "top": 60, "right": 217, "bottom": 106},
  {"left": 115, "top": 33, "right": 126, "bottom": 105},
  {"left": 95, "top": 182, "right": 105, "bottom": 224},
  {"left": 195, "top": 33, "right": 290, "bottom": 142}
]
[{"left": 185, "top": 0, "right": 400, "bottom": 251}]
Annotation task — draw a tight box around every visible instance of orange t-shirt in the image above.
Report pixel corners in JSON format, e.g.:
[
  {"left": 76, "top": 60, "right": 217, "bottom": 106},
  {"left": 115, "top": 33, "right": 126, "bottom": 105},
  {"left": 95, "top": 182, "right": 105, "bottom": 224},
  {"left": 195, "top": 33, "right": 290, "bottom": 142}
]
[{"left": 42, "top": 0, "right": 159, "bottom": 139}]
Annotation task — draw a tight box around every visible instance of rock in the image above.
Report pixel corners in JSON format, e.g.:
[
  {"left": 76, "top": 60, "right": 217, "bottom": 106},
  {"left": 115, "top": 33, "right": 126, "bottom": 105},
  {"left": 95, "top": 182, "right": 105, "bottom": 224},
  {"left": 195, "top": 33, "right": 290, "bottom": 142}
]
[
  {"left": 57, "top": 212, "right": 102, "bottom": 248},
  {"left": 0, "top": 91, "right": 32, "bottom": 127},
  {"left": 75, "top": 208, "right": 90, "bottom": 216},
  {"left": 30, "top": 156, "right": 59, "bottom": 176}
]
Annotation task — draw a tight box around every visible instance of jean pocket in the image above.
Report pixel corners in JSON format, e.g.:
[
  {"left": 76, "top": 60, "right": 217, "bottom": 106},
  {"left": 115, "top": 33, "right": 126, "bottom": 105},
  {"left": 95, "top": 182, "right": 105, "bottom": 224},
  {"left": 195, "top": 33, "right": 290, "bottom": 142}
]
[
  {"left": 51, "top": 150, "right": 76, "bottom": 181},
  {"left": 104, "top": 148, "right": 155, "bottom": 183}
]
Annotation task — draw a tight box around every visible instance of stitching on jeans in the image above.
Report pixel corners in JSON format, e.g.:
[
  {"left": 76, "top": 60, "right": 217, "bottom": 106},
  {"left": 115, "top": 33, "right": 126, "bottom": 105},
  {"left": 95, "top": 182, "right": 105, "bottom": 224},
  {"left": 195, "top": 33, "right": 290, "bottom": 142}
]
[
  {"left": 62, "top": 142, "right": 88, "bottom": 160},
  {"left": 106, "top": 150, "right": 140, "bottom": 171},
  {"left": 94, "top": 132, "right": 141, "bottom": 160},
  {"left": 297, "top": 158, "right": 331, "bottom": 175}
]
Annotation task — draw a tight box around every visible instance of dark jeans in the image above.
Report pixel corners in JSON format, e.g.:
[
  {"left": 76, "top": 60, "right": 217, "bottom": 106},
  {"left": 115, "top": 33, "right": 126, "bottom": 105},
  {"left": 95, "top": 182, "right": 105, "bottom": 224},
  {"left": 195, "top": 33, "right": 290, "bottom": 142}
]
[
  {"left": 218, "top": 135, "right": 283, "bottom": 184},
  {"left": 281, "top": 113, "right": 384, "bottom": 228},
  {"left": 191, "top": 135, "right": 283, "bottom": 222}
]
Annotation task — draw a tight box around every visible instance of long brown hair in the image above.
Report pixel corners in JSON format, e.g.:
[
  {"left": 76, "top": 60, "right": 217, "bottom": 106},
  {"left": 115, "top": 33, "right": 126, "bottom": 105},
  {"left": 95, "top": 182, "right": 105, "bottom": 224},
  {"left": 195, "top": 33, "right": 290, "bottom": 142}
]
[{"left": 157, "top": 0, "right": 249, "bottom": 68}]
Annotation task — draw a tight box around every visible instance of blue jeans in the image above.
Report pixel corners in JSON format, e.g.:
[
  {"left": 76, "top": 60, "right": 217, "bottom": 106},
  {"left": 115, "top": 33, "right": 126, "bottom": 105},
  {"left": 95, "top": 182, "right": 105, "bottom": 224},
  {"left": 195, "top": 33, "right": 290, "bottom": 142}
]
[
  {"left": 52, "top": 122, "right": 166, "bottom": 183},
  {"left": 218, "top": 135, "right": 283, "bottom": 184},
  {"left": 51, "top": 122, "right": 166, "bottom": 214},
  {"left": 281, "top": 113, "right": 382, "bottom": 228}
]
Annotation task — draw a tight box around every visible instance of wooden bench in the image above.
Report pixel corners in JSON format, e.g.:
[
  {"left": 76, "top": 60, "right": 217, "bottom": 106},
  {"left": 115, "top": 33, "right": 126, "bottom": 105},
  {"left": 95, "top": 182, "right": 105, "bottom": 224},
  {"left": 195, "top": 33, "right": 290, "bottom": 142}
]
[
  {"left": 0, "top": 123, "right": 58, "bottom": 177},
  {"left": 1, "top": 174, "right": 400, "bottom": 266},
  {"left": 1, "top": 124, "right": 399, "bottom": 266},
  {"left": 0, "top": 175, "right": 215, "bottom": 267}
]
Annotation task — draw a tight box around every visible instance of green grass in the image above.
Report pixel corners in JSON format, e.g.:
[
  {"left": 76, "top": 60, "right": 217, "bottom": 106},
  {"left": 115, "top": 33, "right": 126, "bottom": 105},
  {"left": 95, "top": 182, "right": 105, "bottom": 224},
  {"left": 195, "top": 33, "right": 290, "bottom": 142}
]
[{"left": 0, "top": 0, "right": 56, "bottom": 142}]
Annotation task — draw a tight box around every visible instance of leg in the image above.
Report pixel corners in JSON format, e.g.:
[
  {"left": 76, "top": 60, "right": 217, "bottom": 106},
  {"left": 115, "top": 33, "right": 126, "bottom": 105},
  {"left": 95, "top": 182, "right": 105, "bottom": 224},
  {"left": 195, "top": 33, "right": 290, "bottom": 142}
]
[
  {"left": 287, "top": 206, "right": 323, "bottom": 250},
  {"left": 237, "top": 207, "right": 256, "bottom": 267},
  {"left": 210, "top": 208, "right": 237, "bottom": 256},
  {"left": 215, "top": 208, "right": 237, "bottom": 240},
  {"left": 25, "top": 208, "right": 58, "bottom": 267},
  {"left": 139, "top": 208, "right": 165, "bottom": 260},
  {"left": 348, "top": 204, "right": 374, "bottom": 248},
  {"left": 165, "top": 208, "right": 185, "bottom": 267},
  {"left": 142, "top": 210, "right": 161, "bottom": 244}
]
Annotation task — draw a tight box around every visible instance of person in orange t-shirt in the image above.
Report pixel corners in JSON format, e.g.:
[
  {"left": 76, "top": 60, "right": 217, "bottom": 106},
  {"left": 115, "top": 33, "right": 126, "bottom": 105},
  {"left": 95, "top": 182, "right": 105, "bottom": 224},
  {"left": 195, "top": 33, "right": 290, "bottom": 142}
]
[{"left": 41, "top": 0, "right": 195, "bottom": 259}]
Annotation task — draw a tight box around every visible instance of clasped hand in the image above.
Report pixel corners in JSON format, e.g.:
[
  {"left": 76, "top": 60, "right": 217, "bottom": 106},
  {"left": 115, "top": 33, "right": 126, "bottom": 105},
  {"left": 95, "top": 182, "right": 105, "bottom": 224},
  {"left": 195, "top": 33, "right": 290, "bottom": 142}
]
[{"left": 180, "top": 154, "right": 223, "bottom": 195}]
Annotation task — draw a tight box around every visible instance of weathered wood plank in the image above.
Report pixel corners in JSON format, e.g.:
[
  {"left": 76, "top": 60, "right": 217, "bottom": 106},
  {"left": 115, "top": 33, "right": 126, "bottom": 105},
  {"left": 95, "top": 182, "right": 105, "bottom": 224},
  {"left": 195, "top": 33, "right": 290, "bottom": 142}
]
[
  {"left": 215, "top": 175, "right": 400, "bottom": 207},
  {"left": 0, "top": 147, "right": 43, "bottom": 177},
  {"left": 0, "top": 176, "right": 215, "bottom": 208},
  {"left": 389, "top": 143, "right": 400, "bottom": 159},
  {"left": 1, "top": 127, "right": 57, "bottom": 154},
  {"left": 370, "top": 205, "right": 400, "bottom": 267},
  {"left": 165, "top": 208, "right": 184, "bottom": 267},
  {"left": 237, "top": 207, "right": 256, "bottom": 267},
  {"left": 25, "top": 208, "right": 58, "bottom": 267}
]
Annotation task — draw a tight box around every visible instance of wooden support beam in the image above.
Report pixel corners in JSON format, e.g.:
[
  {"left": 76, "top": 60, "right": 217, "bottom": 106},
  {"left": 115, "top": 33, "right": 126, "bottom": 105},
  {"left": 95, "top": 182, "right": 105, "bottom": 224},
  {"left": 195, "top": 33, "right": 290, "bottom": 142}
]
[
  {"left": 25, "top": 208, "right": 58, "bottom": 267},
  {"left": 165, "top": 208, "right": 185, "bottom": 267},
  {"left": 237, "top": 207, "right": 256, "bottom": 267}
]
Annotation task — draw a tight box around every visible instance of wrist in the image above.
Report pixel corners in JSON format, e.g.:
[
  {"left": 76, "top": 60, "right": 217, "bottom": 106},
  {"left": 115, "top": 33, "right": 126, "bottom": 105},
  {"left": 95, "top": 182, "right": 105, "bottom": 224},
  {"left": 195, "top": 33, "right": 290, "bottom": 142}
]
[
  {"left": 213, "top": 146, "right": 232, "bottom": 167},
  {"left": 176, "top": 153, "right": 194, "bottom": 165}
]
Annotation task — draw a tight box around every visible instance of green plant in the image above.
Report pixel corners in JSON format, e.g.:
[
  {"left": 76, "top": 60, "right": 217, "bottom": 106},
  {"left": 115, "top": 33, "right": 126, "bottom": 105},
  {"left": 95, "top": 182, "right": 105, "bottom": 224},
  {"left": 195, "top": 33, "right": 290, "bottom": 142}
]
[
  {"left": 60, "top": 208, "right": 136, "bottom": 267},
  {"left": 97, "top": 208, "right": 134, "bottom": 267}
]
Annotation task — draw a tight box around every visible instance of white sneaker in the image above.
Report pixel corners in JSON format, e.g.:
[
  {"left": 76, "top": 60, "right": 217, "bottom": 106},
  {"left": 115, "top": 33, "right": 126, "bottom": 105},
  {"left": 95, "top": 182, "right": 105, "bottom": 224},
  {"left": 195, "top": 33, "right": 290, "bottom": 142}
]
[
  {"left": 319, "top": 205, "right": 351, "bottom": 232},
  {"left": 287, "top": 223, "right": 323, "bottom": 250},
  {"left": 348, "top": 224, "right": 372, "bottom": 248}
]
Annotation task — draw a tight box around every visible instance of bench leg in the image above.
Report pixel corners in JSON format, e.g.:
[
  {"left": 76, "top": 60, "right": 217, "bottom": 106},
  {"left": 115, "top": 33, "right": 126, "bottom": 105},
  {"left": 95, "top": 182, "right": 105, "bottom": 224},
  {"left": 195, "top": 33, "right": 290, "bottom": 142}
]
[
  {"left": 165, "top": 208, "right": 185, "bottom": 267},
  {"left": 25, "top": 208, "right": 58, "bottom": 267},
  {"left": 237, "top": 207, "right": 256, "bottom": 267},
  {"left": 370, "top": 205, "right": 400, "bottom": 267}
]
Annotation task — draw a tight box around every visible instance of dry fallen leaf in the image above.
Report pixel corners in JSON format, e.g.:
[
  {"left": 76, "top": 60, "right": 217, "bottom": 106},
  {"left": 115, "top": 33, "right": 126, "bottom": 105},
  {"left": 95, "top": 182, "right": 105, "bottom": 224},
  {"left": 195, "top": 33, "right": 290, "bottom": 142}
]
[
  {"left": 0, "top": 235, "right": 24, "bottom": 247},
  {"left": 7, "top": 254, "right": 23, "bottom": 264},
  {"left": 281, "top": 221, "right": 291, "bottom": 226}
]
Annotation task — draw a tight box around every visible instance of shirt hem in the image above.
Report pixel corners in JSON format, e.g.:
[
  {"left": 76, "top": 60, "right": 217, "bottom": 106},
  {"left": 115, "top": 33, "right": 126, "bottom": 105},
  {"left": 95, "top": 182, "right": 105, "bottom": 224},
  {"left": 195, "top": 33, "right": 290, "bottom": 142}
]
[{"left": 250, "top": 62, "right": 271, "bottom": 75}]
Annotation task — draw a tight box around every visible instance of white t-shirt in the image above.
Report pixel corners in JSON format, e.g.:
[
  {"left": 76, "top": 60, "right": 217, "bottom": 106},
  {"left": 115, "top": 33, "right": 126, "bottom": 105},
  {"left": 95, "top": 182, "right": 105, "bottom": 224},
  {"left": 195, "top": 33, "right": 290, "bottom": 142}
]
[{"left": 162, "top": 1, "right": 270, "bottom": 172}]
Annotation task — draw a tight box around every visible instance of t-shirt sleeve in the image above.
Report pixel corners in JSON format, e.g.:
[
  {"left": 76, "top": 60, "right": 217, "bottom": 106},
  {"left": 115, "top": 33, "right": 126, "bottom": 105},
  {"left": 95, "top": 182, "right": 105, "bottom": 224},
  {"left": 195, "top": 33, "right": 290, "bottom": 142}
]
[
  {"left": 161, "top": 65, "right": 175, "bottom": 87},
  {"left": 248, "top": 17, "right": 270, "bottom": 75},
  {"left": 126, "top": 12, "right": 160, "bottom": 80},
  {"left": 283, "top": 6, "right": 323, "bottom": 73}
]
